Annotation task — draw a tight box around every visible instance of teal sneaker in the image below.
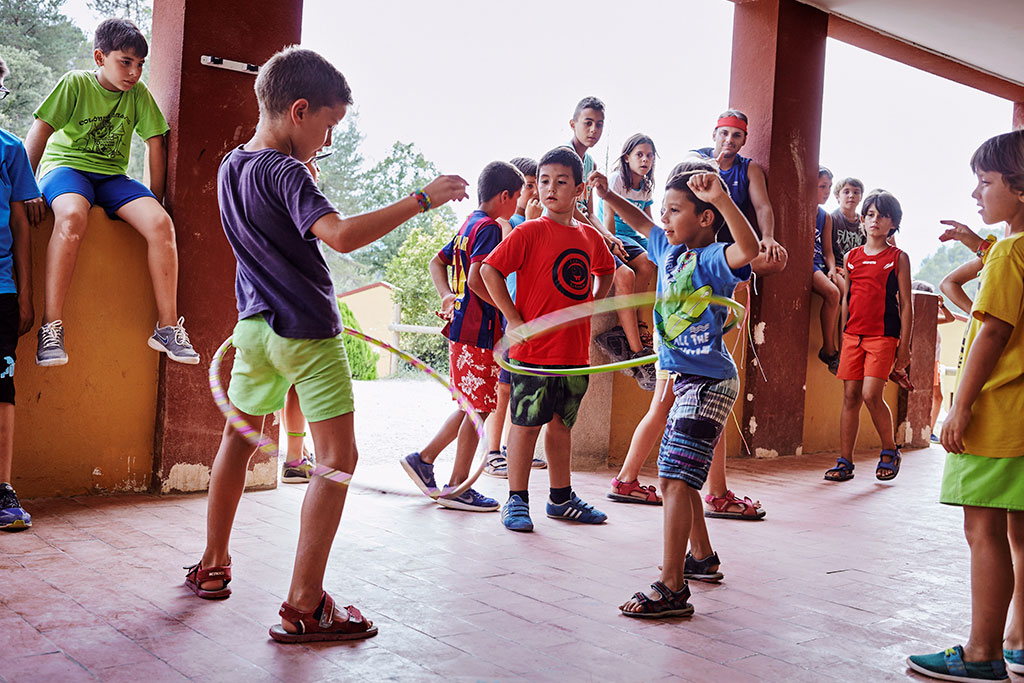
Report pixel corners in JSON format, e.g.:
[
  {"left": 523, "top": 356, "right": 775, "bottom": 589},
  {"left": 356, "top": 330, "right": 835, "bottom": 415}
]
[
  {"left": 546, "top": 493, "right": 607, "bottom": 524},
  {"left": 501, "top": 494, "right": 533, "bottom": 532},
  {"left": 907, "top": 645, "right": 1009, "bottom": 682},
  {"left": 0, "top": 483, "right": 31, "bottom": 531},
  {"left": 1003, "top": 647, "right": 1024, "bottom": 674}
]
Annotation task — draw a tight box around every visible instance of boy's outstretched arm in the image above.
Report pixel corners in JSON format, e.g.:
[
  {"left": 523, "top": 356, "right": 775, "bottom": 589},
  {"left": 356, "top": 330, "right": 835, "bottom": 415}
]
[
  {"left": 839, "top": 253, "right": 851, "bottom": 331},
  {"left": 895, "top": 251, "right": 913, "bottom": 370},
  {"left": 10, "top": 201, "right": 33, "bottom": 336},
  {"left": 480, "top": 263, "right": 521, "bottom": 329},
  {"left": 312, "top": 174, "right": 468, "bottom": 253},
  {"left": 939, "top": 219, "right": 987, "bottom": 253},
  {"left": 428, "top": 253, "right": 455, "bottom": 321},
  {"left": 588, "top": 171, "right": 655, "bottom": 238},
  {"left": 573, "top": 204, "right": 626, "bottom": 259},
  {"left": 144, "top": 135, "right": 168, "bottom": 203},
  {"left": 467, "top": 263, "right": 496, "bottom": 307},
  {"left": 687, "top": 173, "right": 758, "bottom": 269},
  {"left": 747, "top": 163, "right": 780, "bottom": 261},
  {"left": 941, "top": 312, "right": 1013, "bottom": 454},
  {"left": 940, "top": 258, "right": 982, "bottom": 313},
  {"left": 23, "top": 120, "right": 54, "bottom": 225}
]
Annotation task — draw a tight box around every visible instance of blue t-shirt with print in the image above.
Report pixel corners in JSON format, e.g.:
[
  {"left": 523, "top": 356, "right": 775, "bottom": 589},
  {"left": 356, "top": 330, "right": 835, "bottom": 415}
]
[
  {"left": 0, "top": 129, "right": 41, "bottom": 294},
  {"left": 648, "top": 228, "right": 750, "bottom": 379}
]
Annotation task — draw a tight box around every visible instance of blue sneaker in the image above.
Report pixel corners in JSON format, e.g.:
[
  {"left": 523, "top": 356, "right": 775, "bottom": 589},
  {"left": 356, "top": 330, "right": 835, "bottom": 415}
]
[
  {"left": 437, "top": 488, "right": 499, "bottom": 512},
  {"left": 907, "top": 645, "right": 1009, "bottom": 682},
  {"left": 546, "top": 493, "right": 608, "bottom": 524},
  {"left": 501, "top": 494, "right": 533, "bottom": 532},
  {"left": 0, "top": 482, "right": 31, "bottom": 531},
  {"left": 400, "top": 452, "right": 437, "bottom": 496},
  {"left": 1004, "top": 647, "right": 1024, "bottom": 674},
  {"left": 148, "top": 317, "right": 200, "bottom": 365},
  {"left": 931, "top": 433, "right": 941, "bottom": 444}
]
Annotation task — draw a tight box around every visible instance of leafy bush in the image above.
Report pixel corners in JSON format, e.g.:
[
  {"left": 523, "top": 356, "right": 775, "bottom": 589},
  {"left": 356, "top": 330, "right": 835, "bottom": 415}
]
[{"left": 337, "top": 302, "right": 378, "bottom": 380}]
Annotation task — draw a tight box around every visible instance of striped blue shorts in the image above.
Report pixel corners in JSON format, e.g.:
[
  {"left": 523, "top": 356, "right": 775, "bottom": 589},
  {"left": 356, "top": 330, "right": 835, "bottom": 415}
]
[{"left": 658, "top": 373, "right": 739, "bottom": 489}]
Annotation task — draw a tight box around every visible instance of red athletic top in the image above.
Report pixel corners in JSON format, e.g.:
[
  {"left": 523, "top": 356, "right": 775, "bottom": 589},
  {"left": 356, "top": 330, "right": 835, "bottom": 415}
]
[
  {"left": 484, "top": 216, "right": 615, "bottom": 365},
  {"left": 844, "top": 245, "right": 902, "bottom": 338}
]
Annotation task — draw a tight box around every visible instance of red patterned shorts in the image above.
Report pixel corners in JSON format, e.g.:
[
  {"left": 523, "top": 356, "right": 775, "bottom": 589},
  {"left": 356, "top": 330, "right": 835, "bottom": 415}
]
[{"left": 449, "top": 341, "right": 500, "bottom": 412}]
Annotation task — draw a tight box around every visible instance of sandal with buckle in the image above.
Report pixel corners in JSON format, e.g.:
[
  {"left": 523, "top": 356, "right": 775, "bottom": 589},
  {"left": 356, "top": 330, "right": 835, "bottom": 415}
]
[
  {"left": 685, "top": 551, "right": 724, "bottom": 583},
  {"left": 824, "top": 457, "right": 855, "bottom": 482},
  {"left": 269, "top": 591, "right": 378, "bottom": 643},
  {"left": 704, "top": 490, "right": 765, "bottom": 520},
  {"left": 620, "top": 580, "right": 694, "bottom": 619},
  {"left": 184, "top": 559, "right": 232, "bottom": 599},
  {"left": 876, "top": 448, "right": 902, "bottom": 481},
  {"left": 607, "top": 477, "right": 662, "bottom": 505}
]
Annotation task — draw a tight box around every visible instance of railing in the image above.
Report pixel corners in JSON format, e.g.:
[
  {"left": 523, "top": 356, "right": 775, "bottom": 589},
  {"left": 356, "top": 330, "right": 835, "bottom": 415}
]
[{"left": 386, "top": 302, "right": 442, "bottom": 375}]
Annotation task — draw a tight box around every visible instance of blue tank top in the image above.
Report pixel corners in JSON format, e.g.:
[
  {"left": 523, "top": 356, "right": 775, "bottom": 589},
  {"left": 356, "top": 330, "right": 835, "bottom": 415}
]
[
  {"left": 813, "top": 207, "right": 826, "bottom": 265},
  {"left": 694, "top": 147, "right": 751, "bottom": 209}
]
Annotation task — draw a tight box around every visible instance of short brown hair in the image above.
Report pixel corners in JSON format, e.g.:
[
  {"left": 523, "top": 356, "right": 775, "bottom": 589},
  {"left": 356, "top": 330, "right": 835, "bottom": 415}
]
[
  {"left": 971, "top": 130, "right": 1024, "bottom": 195},
  {"left": 95, "top": 18, "right": 148, "bottom": 58},
  {"left": 255, "top": 46, "right": 353, "bottom": 117}
]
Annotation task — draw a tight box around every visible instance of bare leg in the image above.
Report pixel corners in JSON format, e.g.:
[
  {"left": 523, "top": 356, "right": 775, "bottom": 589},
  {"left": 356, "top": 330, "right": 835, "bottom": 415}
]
[
  {"left": 0, "top": 404, "right": 14, "bottom": 482},
  {"left": 613, "top": 265, "right": 644, "bottom": 353},
  {"left": 861, "top": 376, "right": 897, "bottom": 451},
  {"left": 43, "top": 193, "right": 92, "bottom": 323},
  {"left": 486, "top": 382, "right": 510, "bottom": 453},
  {"left": 839, "top": 379, "right": 863, "bottom": 461},
  {"left": 506, "top": 423, "right": 541, "bottom": 493},
  {"left": 930, "top": 383, "right": 943, "bottom": 435},
  {"left": 687, "top": 488, "right": 713, "bottom": 559},
  {"left": 811, "top": 270, "right": 840, "bottom": 356},
  {"left": 1004, "top": 511, "right": 1024, "bottom": 650},
  {"left": 544, "top": 416, "right": 572, "bottom": 490},
  {"left": 614, "top": 377, "right": 673, "bottom": 482},
  {"left": 282, "top": 386, "right": 307, "bottom": 461},
  {"left": 115, "top": 197, "right": 179, "bottom": 327},
  {"left": 281, "top": 412, "right": 358, "bottom": 629},
  {"left": 707, "top": 436, "right": 728, "bottom": 497},
  {"left": 419, "top": 408, "right": 463, "bottom": 463},
  {"left": 962, "top": 506, "right": 1014, "bottom": 662},
  {"left": 449, "top": 411, "right": 487, "bottom": 486}
]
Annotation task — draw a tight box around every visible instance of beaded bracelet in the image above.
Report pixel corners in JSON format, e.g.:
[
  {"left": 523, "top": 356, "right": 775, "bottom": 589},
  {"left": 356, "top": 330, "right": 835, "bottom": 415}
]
[{"left": 411, "top": 190, "right": 431, "bottom": 213}]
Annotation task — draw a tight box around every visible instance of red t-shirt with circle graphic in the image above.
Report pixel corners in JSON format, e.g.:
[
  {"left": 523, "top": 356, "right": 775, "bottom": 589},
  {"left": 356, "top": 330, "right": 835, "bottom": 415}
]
[{"left": 484, "top": 216, "right": 615, "bottom": 365}]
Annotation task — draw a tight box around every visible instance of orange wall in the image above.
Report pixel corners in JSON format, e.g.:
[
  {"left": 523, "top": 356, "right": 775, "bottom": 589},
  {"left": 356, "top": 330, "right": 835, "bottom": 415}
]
[{"left": 13, "top": 209, "right": 159, "bottom": 497}]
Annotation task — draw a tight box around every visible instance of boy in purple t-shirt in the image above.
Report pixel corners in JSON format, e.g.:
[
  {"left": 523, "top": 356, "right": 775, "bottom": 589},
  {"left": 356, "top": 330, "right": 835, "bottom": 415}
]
[{"left": 185, "top": 47, "right": 467, "bottom": 643}]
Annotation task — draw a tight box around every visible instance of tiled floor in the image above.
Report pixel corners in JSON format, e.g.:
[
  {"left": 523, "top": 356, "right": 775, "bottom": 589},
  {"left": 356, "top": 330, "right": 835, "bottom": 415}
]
[{"left": 2, "top": 440, "right": 1012, "bottom": 682}]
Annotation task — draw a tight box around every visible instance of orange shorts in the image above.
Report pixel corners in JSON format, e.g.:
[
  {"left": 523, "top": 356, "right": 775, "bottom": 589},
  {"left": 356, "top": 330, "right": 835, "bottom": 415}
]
[
  {"left": 449, "top": 340, "right": 500, "bottom": 412},
  {"left": 836, "top": 333, "right": 898, "bottom": 381}
]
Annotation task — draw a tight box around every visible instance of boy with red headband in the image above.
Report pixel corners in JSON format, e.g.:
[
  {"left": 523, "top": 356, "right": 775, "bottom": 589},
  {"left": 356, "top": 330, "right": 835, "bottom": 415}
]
[{"left": 691, "top": 109, "right": 787, "bottom": 277}]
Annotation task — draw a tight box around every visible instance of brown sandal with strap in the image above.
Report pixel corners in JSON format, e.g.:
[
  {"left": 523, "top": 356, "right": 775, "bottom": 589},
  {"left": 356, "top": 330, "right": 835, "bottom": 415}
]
[
  {"left": 184, "top": 559, "right": 232, "bottom": 599},
  {"left": 268, "top": 591, "right": 378, "bottom": 643}
]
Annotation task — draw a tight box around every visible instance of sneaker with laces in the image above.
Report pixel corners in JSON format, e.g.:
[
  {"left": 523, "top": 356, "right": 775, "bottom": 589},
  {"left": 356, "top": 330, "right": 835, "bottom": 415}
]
[
  {"left": 483, "top": 450, "right": 508, "bottom": 478},
  {"left": 281, "top": 456, "right": 315, "bottom": 484},
  {"left": 148, "top": 317, "right": 200, "bottom": 364},
  {"left": 501, "top": 494, "right": 533, "bottom": 531},
  {"left": 0, "top": 483, "right": 31, "bottom": 531},
  {"left": 400, "top": 452, "right": 437, "bottom": 496},
  {"left": 593, "top": 326, "right": 631, "bottom": 362},
  {"left": 36, "top": 320, "right": 68, "bottom": 366},
  {"left": 630, "top": 351, "right": 657, "bottom": 391},
  {"left": 546, "top": 493, "right": 608, "bottom": 524},
  {"left": 436, "top": 488, "right": 499, "bottom": 512}
]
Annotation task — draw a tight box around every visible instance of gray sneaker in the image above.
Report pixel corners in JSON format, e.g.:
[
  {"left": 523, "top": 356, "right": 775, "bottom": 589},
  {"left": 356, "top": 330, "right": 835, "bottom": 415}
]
[
  {"left": 148, "top": 317, "right": 200, "bottom": 364},
  {"left": 36, "top": 320, "right": 68, "bottom": 366}
]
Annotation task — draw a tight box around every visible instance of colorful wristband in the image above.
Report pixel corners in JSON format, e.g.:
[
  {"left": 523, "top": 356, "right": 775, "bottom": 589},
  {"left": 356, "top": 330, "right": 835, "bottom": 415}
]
[
  {"left": 976, "top": 234, "right": 997, "bottom": 260},
  {"left": 411, "top": 190, "right": 431, "bottom": 213}
]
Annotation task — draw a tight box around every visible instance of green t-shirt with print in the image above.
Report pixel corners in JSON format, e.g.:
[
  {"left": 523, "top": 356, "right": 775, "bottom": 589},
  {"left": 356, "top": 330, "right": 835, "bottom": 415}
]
[{"left": 34, "top": 70, "right": 169, "bottom": 178}]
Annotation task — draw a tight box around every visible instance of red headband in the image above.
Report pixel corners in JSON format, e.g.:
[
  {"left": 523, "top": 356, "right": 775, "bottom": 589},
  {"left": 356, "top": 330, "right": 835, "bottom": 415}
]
[{"left": 716, "top": 116, "right": 747, "bottom": 133}]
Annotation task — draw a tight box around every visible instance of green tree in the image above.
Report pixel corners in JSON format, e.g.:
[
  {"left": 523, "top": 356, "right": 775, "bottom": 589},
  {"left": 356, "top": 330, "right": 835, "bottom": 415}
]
[
  {"left": 913, "top": 229, "right": 998, "bottom": 314},
  {"left": 86, "top": 0, "right": 151, "bottom": 32},
  {"left": 0, "top": 44, "right": 56, "bottom": 136},
  {"left": 337, "top": 302, "right": 378, "bottom": 380},
  {"left": 383, "top": 216, "right": 454, "bottom": 372}
]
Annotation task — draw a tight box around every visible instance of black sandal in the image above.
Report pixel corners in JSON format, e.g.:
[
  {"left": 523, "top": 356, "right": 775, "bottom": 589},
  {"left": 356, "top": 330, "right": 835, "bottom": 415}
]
[{"left": 620, "top": 581, "right": 694, "bottom": 618}]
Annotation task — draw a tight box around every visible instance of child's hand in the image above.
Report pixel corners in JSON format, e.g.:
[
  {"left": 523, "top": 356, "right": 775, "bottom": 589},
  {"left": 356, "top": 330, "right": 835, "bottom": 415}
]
[
  {"left": 941, "top": 403, "right": 971, "bottom": 454},
  {"left": 587, "top": 171, "right": 610, "bottom": 199},
  {"left": 939, "top": 220, "right": 984, "bottom": 252},
  {"left": 687, "top": 172, "right": 726, "bottom": 203},
  {"left": 602, "top": 232, "right": 628, "bottom": 260},
  {"left": 25, "top": 197, "right": 47, "bottom": 226},
  {"left": 436, "top": 293, "right": 456, "bottom": 321},
  {"left": 422, "top": 175, "right": 470, "bottom": 207},
  {"left": 524, "top": 198, "right": 542, "bottom": 220},
  {"left": 894, "top": 345, "right": 910, "bottom": 373}
]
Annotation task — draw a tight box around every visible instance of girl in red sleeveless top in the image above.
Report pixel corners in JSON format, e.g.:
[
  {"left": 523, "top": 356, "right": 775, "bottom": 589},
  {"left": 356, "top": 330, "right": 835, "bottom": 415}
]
[{"left": 824, "top": 191, "right": 913, "bottom": 483}]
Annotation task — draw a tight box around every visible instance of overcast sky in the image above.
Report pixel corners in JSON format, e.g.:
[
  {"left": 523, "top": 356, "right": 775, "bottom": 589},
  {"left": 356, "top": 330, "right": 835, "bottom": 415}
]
[{"left": 65, "top": 0, "right": 1014, "bottom": 272}]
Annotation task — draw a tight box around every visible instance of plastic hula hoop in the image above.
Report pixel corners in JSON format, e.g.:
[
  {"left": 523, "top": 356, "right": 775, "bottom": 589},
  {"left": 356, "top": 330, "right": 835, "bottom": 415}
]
[
  {"left": 493, "top": 290, "right": 745, "bottom": 377},
  {"left": 208, "top": 330, "right": 487, "bottom": 500}
]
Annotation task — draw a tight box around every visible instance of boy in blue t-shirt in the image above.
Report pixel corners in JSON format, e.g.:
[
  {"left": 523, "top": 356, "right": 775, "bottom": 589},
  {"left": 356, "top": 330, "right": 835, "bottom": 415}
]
[
  {"left": 0, "top": 57, "right": 40, "bottom": 531},
  {"left": 401, "top": 161, "right": 523, "bottom": 511},
  {"left": 186, "top": 47, "right": 468, "bottom": 642},
  {"left": 590, "top": 160, "right": 760, "bottom": 618}
]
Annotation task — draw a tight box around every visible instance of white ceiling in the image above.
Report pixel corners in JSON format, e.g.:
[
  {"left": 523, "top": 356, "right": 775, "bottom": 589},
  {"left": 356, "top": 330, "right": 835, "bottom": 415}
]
[{"left": 797, "top": 0, "right": 1024, "bottom": 88}]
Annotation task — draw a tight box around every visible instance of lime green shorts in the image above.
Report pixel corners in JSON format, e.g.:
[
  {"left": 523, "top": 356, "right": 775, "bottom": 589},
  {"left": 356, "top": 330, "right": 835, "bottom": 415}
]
[
  {"left": 227, "top": 316, "right": 354, "bottom": 423},
  {"left": 940, "top": 451, "right": 1024, "bottom": 511}
]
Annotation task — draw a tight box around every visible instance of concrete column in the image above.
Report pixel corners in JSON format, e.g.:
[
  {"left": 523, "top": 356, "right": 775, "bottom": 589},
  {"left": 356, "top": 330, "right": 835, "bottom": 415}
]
[
  {"left": 147, "top": 0, "right": 303, "bottom": 492},
  {"left": 728, "top": 0, "right": 829, "bottom": 457},
  {"left": 900, "top": 291, "right": 939, "bottom": 448}
]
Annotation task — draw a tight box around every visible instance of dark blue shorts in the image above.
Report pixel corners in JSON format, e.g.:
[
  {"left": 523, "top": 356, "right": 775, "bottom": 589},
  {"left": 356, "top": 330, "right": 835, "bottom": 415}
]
[{"left": 39, "top": 167, "right": 156, "bottom": 219}]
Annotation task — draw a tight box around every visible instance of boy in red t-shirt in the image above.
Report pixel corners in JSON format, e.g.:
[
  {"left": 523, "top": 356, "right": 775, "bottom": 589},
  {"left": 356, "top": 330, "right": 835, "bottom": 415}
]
[
  {"left": 482, "top": 147, "right": 615, "bottom": 532},
  {"left": 825, "top": 191, "right": 913, "bottom": 483}
]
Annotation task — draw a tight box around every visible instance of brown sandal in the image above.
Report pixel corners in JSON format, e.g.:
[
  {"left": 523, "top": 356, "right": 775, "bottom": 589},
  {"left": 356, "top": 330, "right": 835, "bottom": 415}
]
[
  {"left": 183, "top": 560, "right": 232, "bottom": 599},
  {"left": 268, "top": 591, "right": 378, "bottom": 643}
]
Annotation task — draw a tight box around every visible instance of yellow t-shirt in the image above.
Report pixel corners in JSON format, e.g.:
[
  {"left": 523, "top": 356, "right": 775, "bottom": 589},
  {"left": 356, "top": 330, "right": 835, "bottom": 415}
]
[{"left": 957, "top": 232, "right": 1024, "bottom": 458}]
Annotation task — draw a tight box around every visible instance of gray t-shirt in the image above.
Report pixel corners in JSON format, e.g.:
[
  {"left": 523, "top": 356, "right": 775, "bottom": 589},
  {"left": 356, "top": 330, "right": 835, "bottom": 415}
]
[
  {"left": 830, "top": 208, "right": 865, "bottom": 267},
  {"left": 218, "top": 147, "right": 341, "bottom": 339}
]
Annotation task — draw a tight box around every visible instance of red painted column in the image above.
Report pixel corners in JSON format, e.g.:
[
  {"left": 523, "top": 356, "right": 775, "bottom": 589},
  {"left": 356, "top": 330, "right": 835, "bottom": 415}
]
[
  {"left": 729, "top": 0, "right": 828, "bottom": 456},
  {"left": 147, "top": 0, "right": 303, "bottom": 491},
  {"left": 902, "top": 291, "right": 938, "bottom": 448}
]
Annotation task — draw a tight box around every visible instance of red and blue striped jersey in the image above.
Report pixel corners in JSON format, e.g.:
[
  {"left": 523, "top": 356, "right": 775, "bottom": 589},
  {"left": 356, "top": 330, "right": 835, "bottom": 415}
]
[{"left": 438, "top": 210, "right": 503, "bottom": 349}]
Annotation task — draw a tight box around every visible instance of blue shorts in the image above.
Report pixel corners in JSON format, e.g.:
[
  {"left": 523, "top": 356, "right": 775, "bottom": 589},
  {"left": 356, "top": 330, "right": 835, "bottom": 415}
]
[
  {"left": 39, "top": 167, "right": 156, "bottom": 219},
  {"left": 617, "top": 232, "right": 650, "bottom": 253},
  {"left": 813, "top": 253, "right": 827, "bottom": 273},
  {"left": 658, "top": 374, "right": 739, "bottom": 489}
]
